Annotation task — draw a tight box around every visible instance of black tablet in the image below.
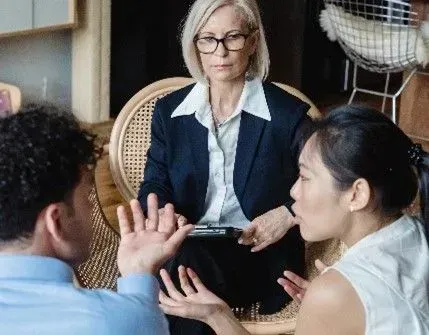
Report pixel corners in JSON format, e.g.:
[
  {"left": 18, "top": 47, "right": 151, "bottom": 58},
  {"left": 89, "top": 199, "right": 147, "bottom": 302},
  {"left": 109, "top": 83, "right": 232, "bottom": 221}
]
[{"left": 188, "top": 225, "right": 242, "bottom": 238}]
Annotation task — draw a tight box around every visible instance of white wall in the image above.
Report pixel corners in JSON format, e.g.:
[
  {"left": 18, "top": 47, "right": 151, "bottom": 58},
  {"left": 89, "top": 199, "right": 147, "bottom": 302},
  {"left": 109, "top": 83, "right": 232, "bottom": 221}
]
[{"left": 0, "top": 31, "right": 72, "bottom": 109}]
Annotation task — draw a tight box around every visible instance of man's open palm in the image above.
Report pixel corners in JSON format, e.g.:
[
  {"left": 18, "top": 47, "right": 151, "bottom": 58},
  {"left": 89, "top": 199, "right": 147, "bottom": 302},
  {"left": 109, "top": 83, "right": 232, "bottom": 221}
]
[{"left": 117, "top": 194, "right": 194, "bottom": 276}]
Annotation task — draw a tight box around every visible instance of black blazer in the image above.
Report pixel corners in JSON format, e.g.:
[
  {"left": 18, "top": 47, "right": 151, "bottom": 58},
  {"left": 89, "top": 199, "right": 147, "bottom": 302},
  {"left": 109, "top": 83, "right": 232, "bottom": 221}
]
[{"left": 138, "top": 82, "right": 310, "bottom": 224}]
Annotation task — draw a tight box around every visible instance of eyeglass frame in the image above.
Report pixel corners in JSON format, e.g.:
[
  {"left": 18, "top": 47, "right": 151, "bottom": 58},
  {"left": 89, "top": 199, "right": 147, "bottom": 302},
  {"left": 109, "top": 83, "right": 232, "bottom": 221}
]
[{"left": 193, "top": 31, "right": 256, "bottom": 54}]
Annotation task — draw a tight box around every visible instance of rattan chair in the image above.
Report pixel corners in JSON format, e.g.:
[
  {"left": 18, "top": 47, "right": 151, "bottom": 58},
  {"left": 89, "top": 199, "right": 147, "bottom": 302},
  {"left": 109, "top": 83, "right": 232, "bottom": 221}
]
[{"left": 77, "top": 77, "right": 346, "bottom": 334}]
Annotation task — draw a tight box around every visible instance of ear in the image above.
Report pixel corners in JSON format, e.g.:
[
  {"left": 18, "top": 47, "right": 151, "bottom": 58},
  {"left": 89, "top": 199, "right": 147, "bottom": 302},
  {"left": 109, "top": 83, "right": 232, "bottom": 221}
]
[
  {"left": 43, "top": 203, "right": 64, "bottom": 243},
  {"left": 346, "top": 178, "right": 371, "bottom": 212}
]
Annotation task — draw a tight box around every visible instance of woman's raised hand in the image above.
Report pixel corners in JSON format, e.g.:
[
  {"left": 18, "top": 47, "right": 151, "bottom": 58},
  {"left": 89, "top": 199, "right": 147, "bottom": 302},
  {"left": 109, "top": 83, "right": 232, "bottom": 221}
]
[
  {"left": 159, "top": 266, "right": 229, "bottom": 323},
  {"left": 277, "top": 259, "right": 327, "bottom": 303}
]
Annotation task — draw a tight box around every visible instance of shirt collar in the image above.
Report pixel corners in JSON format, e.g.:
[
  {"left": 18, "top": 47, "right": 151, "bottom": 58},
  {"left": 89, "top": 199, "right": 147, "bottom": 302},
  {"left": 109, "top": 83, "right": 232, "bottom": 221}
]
[
  {"left": 345, "top": 214, "right": 416, "bottom": 256},
  {"left": 171, "top": 82, "right": 208, "bottom": 118},
  {"left": 0, "top": 255, "right": 74, "bottom": 283},
  {"left": 171, "top": 78, "right": 271, "bottom": 121}
]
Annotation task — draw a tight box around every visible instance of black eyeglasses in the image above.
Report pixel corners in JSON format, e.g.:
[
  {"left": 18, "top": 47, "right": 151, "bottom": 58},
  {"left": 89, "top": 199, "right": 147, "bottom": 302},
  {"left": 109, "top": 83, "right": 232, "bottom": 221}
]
[{"left": 194, "top": 33, "right": 252, "bottom": 54}]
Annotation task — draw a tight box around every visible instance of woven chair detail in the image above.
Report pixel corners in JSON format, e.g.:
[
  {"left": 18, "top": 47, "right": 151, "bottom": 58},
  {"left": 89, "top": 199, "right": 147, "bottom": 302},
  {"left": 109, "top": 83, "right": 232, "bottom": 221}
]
[
  {"left": 74, "top": 187, "right": 120, "bottom": 290},
  {"left": 110, "top": 77, "right": 195, "bottom": 201}
]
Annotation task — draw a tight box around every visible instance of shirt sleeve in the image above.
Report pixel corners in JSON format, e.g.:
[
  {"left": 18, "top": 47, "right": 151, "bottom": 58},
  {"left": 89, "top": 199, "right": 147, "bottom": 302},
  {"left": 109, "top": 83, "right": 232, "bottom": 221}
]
[
  {"left": 106, "top": 274, "right": 169, "bottom": 335},
  {"left": 117, "top": 273, "right": 160, "bottom": 304}
]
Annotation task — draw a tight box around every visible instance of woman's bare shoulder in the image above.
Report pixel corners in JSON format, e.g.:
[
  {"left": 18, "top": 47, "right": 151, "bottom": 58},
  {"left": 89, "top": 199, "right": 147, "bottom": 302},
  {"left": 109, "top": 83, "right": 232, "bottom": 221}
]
[{"left": 295, "top": 269, "right": 365, "bottom": 335}]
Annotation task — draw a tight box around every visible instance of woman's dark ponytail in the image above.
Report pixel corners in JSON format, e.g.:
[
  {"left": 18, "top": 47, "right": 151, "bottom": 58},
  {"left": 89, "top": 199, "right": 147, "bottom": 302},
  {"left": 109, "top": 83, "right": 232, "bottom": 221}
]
[{"left": 411, "top": 144, "right": 429, "bottom": 237}]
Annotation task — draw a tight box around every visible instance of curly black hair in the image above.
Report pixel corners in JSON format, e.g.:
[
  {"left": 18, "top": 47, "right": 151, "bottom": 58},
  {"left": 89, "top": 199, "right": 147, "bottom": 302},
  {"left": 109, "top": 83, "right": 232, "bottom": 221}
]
[{"left": 0, "top": 104, "right": 98, "bottom": 241}]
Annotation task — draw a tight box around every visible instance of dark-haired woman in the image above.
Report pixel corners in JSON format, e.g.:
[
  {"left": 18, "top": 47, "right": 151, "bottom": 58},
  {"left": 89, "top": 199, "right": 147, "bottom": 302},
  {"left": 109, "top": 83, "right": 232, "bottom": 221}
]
[{"left": 158, "top": 105, "right": 429, "bottom": 335}]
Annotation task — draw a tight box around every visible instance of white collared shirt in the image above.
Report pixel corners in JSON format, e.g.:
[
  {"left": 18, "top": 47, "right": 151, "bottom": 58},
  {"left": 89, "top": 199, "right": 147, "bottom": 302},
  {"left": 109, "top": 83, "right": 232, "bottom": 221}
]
[
  {"left": 325, "top": 215, "right": 429, "bottom": 334},
  {"left": 171, "top": 78, "right": 271, "bottom": 228}
]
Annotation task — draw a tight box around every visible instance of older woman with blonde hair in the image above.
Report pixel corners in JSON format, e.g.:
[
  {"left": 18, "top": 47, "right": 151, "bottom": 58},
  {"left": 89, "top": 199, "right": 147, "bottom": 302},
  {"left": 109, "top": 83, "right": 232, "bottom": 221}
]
[{"left": 138, "top": 0, "right": 312, "bottom": 333}]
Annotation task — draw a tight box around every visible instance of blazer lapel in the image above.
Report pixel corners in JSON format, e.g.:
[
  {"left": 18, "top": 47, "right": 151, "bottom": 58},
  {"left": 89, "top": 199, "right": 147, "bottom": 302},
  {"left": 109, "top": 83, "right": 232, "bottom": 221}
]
[
  {"left": 234, "top": 113, "right": 266, "bottom": 201},
  {"left": 183, "top": 116, "right": 209, "bottom": 215}
]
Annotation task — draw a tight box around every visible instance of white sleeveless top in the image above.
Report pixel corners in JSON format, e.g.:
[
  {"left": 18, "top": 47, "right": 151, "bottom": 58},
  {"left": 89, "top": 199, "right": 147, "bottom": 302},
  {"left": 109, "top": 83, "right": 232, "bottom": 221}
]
[{"left": 327, "top": 215, "right": 429, "bottom": 334}]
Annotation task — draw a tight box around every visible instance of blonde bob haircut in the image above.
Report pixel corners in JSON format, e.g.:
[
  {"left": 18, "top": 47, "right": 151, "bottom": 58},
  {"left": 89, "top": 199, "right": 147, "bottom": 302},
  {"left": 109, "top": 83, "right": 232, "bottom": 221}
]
[{"left": 181, "top": 0, "right": 270, "bottom": 83}]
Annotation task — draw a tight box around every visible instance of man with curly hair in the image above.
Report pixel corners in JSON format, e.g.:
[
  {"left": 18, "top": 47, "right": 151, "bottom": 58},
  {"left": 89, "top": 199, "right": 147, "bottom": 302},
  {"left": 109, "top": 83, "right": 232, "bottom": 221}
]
[{"left": 0, "top": 105, "right": 193, "bottom": 334}]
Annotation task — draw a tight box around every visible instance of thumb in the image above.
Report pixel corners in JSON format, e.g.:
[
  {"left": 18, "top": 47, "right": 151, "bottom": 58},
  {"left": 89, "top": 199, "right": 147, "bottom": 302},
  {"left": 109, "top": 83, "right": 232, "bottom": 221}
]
[
  {"left": 315, "top": 259, "right": 327, "bottom": 273},
  {"left": 163, "top": 225, "right": 195, "bottom": 258}
]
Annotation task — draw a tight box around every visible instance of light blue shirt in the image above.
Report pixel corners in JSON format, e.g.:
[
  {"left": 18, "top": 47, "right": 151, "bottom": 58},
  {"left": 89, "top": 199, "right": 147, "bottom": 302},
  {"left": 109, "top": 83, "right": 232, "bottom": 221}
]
[
  {"left": 171, "top": 78, "right": 271, "bottom": 228},
  {"left": 0, "top": 255, "right": 169, "bottom": 335}
]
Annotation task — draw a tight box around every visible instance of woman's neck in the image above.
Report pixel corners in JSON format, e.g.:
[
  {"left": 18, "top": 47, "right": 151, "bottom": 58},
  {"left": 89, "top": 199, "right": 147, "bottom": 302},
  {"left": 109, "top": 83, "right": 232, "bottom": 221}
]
[
  {"left": 339, "top": 211, "right": 401, "bottom": 248},
  {"left": 209, "top": 77, "right": 245, "bottom": 121}
]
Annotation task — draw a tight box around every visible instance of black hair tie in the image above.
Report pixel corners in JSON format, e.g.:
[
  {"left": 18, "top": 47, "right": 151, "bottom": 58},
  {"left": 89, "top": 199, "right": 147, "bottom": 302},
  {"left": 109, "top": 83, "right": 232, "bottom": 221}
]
[{"left": 408, "top": 143, "right": 424, "bottom": 166}]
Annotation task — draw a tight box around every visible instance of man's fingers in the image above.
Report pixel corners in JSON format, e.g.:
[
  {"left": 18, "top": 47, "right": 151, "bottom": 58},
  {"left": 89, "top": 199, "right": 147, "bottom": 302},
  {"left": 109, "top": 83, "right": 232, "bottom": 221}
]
[
  {"left": 283, "top": 270, "right": 310, "bottom": 289},
  {"left": 159, "top": 203, "right": 176, "bottom": 234},
  {"left": 178, "top": 265, "right": 196, "bottom": 296},
  {"left": 163, "top": 225, "right": 194, "bottom": 257},
  {"left": 159, "top": 269, "right": 185, "bottom": 301},
  {"left": 315, "top": 259, "right": 328, "bottom": 273},
  {"left": 117, "top": 205, "right": 132, "bottom": 236},
  {"left": 130, "top": 199, "right": 145, "bottom": 232},
  {"left": 164, "top": 203, "right": 176, "bottom": 232},
  {"left": 146, "top": 193, "right": 159, "bottom": 231}
]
